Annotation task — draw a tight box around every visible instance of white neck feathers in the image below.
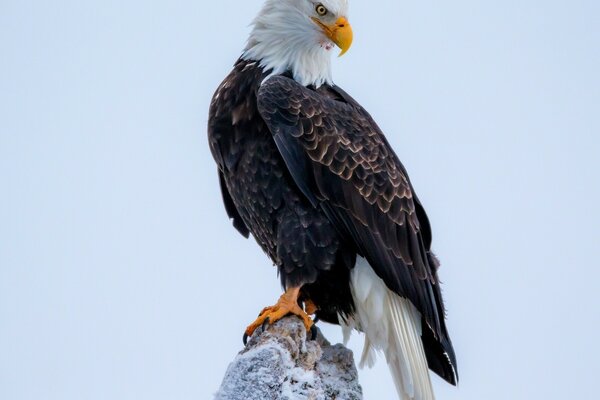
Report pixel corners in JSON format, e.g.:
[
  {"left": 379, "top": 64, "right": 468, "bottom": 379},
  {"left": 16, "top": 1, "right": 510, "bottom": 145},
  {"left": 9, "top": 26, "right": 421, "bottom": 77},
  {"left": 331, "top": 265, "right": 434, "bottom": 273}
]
[{"left": 242, "top": 1, "right": 333, "bottom": 87}]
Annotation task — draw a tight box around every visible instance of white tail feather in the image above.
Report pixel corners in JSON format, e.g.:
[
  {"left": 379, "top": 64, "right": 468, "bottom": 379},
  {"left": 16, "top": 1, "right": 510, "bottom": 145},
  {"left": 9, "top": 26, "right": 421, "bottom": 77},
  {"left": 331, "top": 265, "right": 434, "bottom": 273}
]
[{"left": 342, "top": 257, "right": 435, "bottom": 400}]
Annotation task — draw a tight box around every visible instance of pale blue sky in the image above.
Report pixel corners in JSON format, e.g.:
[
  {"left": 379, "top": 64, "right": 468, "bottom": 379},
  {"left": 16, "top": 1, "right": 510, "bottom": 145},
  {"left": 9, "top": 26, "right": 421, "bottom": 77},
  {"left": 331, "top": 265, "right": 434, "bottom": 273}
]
[{"left": 1, "top": 1, "right": 599, "bottom": 399}]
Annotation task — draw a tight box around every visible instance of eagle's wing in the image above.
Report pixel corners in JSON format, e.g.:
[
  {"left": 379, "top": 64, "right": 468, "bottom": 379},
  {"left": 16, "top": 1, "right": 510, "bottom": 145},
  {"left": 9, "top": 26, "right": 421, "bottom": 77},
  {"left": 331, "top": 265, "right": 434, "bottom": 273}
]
[
  {"left": 218, "top": 170, "right": 250, "bottom": 238},
  {"left": 257, "top": 75, "right": 449, "bottom": 347}
]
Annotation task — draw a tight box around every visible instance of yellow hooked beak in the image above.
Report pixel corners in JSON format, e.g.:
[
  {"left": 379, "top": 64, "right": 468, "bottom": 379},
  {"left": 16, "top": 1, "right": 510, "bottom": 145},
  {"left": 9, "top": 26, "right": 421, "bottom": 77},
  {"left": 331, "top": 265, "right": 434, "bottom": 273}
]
[{"left": 311, "top": 17, "right": 353, "bottom": 56}]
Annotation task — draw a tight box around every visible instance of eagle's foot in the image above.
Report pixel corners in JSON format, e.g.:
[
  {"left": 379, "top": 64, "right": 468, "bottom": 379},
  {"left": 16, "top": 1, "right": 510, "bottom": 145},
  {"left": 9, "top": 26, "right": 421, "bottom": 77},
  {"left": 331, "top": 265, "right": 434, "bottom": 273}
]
[
  {"left": 304, "top": 298, "right": 321, "bottom": 323},
  {"left": 243, "top": 287, "right": 315, "bottom": 345},
  {"left": 304, "top": 298, "right": 318, "bottom": 315}
]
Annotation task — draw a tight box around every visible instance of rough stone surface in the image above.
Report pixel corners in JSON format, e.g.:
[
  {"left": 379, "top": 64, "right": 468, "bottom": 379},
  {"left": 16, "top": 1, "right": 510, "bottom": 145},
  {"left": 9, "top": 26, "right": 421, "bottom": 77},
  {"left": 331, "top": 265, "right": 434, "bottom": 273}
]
[{"left": 215, "top": 316, "right": 363, "bottom": 400}]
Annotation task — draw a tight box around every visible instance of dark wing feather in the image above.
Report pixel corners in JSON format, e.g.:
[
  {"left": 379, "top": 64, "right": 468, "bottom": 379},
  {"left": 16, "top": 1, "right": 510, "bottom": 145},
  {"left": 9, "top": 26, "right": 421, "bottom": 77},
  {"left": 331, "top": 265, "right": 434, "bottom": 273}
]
[
  {"left": 257, "top": 76, "right": 455, "bottom": 373},
  {"left": 218, "top": 170, "right": 250, "bottom": 238}
]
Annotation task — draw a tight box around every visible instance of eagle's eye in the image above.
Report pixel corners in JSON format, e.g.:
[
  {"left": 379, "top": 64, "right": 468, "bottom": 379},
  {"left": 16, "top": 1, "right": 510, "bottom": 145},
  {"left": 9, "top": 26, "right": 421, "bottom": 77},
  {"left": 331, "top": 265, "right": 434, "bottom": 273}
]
[{"left": 315, "top": 4, "right": 328, "bottom": 16}]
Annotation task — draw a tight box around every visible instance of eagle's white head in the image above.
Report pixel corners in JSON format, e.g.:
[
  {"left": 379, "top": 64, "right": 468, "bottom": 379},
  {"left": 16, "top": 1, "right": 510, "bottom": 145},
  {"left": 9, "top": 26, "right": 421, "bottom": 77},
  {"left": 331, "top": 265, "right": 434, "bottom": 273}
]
[{"left": 242, "top": 0, "right": 353, "bottom": 88}]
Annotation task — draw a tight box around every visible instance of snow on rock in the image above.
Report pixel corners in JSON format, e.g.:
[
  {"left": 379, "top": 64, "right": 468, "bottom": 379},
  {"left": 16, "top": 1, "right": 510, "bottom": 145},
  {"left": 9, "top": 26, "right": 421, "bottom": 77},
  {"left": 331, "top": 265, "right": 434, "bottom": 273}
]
[{"left": 215, "top": 316, "right": 362, "bottom": 400}]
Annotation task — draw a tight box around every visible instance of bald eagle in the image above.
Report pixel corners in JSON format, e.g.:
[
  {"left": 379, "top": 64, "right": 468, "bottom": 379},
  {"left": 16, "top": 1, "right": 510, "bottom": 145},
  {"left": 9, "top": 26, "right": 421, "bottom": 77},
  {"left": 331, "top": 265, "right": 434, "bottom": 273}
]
[{"left": 208, "top": 1, "right": 457, "bottom": 398}]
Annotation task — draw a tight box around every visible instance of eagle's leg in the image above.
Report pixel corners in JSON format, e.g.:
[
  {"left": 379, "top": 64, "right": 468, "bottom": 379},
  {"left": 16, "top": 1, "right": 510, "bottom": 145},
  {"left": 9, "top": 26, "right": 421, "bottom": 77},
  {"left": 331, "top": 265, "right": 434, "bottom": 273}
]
[
  {"left": 244, "top": 287, "right": 315, "bottom": 344},
  {"left": 303, "top": 298, "right": 320, "bottom": 323},
  {"left": 304, "top": 298, "right": 318, "bottom": 315}
]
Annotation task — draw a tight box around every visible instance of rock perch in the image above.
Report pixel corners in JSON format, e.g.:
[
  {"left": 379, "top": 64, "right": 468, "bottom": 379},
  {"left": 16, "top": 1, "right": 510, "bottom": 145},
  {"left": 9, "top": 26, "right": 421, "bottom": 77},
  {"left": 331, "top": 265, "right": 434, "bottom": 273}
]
[{"left": 215, "top": 316, "right": 363, "bottom": 400}]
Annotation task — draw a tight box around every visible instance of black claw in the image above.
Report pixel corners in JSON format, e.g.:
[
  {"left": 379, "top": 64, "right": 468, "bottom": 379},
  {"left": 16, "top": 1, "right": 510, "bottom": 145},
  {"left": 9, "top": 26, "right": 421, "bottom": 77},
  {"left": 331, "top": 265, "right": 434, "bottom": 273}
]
[
  {"left": 243, "top": 332, "right": 249, "bottom": 346},
  {"left": 310, "top": 324, "right": 318, "bottom": 341},
  {"left": 261, "top": 317, "right": 271, "bottom": 333}
]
